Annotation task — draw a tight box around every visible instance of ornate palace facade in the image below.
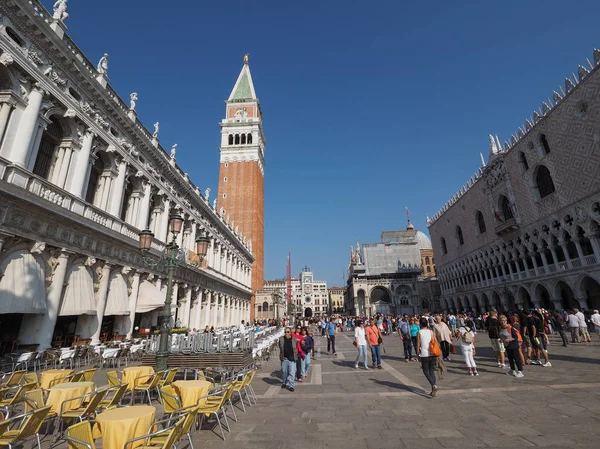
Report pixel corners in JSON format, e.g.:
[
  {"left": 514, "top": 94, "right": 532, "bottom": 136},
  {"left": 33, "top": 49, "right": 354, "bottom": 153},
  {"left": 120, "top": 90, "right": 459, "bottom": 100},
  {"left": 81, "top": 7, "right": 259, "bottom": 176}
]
[
  {"left": 428, "top": 49, "right": 600, "bottom": 314},
  {"left": 0, "top": 0, "right": 253, "bottom": 350}
]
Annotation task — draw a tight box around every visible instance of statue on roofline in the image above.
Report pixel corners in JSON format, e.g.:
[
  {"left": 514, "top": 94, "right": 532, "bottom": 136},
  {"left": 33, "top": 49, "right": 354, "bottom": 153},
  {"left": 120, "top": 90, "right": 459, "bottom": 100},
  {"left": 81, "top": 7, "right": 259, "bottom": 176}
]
[
  {"left": 152, "top": 122, "right": 159, "bottom": 138},
  {"left": 129, "top": 92, "right": 137, "bottom": 111},
  {"left": 97, "top": 53, "right": 108, "bottom": 75},
  {"left": 53, "top": 0, "right": 69, "bottom": 21},
  {"left": 170, "top": 144, "right": 177, "bottom": 159}
]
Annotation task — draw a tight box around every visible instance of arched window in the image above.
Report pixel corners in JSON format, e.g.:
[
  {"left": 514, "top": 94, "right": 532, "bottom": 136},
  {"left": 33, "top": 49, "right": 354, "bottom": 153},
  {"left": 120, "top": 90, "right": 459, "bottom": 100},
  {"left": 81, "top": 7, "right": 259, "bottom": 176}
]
[
  {"left": 519, "top": 151, "right": 529, "bottom": 171},
  {"left": 425, "top": 256, "right": 430, "bottom": 265},
  {"left": 426, "top": 266, "right": 431, "bottom": 273},
  {"left": 247, "top": 133, "right": 253, "bottom": 144},
  {"left": 234, "top": 134, "right": 240, "bottom": 145},
  {"left": 262, "top": 301, "right": 269, "bottom": 312},
  {"left": 535, "top": 165, "right": 555, "bottom": 199},
  {"left": 476, "top": 210, "right": 486, "bottom": 234},
  {"left": 228, "top": 134, "right": 233, "bottom": 145},
  {"left": 241, "top": 134, "right": 246, "bottom": 144},
  {"left": 33, "top": 120, "right": 63, "bottom": 179},
  {"left": 441, "top": 237, "right": 447, "bottom": 255},
  {"left": 540, "top": 134, "right": 550, "bottom": 154},
  {"left": 5, "top": 28, "right": 24, "bottom": 47},
  {"left": 85, "top": 156, "right": 105, "bottom": 204},
  {"left": 500, "top": 195, "right": 514, "bottom": 220},
  {"left": 257, "top": 306, "right": 262, "bottom": 312},
  {"left": 456, "top": 226, "right": 464, "bottom": 245}
]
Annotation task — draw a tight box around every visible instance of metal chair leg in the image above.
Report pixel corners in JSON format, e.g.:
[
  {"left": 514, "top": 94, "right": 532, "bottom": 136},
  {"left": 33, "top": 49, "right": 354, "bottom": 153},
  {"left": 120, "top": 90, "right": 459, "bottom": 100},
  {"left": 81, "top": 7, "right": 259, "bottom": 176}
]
[
  {"left": 228, "top": 398, "right": 238, "bottom": 422},
  {"left": 214, "top": 412, "right": 225, "bottom": 441},
  {"left": 237, "top": 391, "right": 246, "bottom": 412}
]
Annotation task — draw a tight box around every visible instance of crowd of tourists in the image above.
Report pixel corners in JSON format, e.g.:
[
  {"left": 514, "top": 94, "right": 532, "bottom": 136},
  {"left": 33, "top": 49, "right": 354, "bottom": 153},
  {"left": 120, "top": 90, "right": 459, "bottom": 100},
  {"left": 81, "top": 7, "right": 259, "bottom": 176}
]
[{"left": 276, "top": 308, "right": 600, "bottom": 396}]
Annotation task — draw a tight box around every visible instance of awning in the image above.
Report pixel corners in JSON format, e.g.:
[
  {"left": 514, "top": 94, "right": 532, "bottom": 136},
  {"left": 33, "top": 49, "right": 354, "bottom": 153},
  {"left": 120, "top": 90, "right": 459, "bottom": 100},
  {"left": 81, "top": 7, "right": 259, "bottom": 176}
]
[
  {"left": 136, "top": 280, "right": 166, "bottom": 313},
  {"left": 59, "top": 264, "right": 96, "bottom": 316},
  {"left": 0, "top": 250, "right": 46, "bottom": 314},
  {"left": 104, "top": 273, "right": 130, "bottom": 316}
]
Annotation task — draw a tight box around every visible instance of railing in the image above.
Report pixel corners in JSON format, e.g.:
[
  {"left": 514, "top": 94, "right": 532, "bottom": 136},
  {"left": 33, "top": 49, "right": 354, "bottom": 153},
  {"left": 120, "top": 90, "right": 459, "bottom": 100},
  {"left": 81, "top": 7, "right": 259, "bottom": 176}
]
[
  {"left": 558, "top": 261, "right": 569, "bottom": 270},
  {"left": 548, "top": 264, "right": 557, "bottom": 273},
  {"left": 570, "top": 258, "right": 582, "bottom": 269},
  {"left": 24, "top": 172, "right": 166, "bottom": 252},
  {"left": 585, "top": 254, "right": 596, "bottom": 265}
]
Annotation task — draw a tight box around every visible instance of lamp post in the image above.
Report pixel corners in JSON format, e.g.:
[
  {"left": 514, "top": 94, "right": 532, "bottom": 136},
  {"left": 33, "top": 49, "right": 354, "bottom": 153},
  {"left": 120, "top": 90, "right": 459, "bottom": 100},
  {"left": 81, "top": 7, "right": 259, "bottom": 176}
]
[
  {"left": 138, "top": 214, "right": 210, "bottom": 371},
  {"left": 272, "top": 292, "right": 283, "bottom": 321}
]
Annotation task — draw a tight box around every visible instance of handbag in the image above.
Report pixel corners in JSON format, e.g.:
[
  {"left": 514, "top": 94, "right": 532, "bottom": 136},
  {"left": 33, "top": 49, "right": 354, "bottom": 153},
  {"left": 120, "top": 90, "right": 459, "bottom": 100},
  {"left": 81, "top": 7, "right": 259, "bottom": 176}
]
[
  {"left": 430, "top": 330, "right": 442, "bottom": 357},
  {"left": 450, "top": 343, "right": 456, "bottom": 355}
]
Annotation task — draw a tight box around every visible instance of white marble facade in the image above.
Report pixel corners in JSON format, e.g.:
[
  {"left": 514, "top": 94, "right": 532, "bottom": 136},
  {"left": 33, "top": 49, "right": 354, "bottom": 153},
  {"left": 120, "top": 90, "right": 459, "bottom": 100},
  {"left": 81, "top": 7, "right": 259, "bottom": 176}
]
[
  {"left": 0, "top": 0, "right": 252, "bottom": 349},
  {"left": 428, "top": 49, "right": 600, "bottom": 314}
]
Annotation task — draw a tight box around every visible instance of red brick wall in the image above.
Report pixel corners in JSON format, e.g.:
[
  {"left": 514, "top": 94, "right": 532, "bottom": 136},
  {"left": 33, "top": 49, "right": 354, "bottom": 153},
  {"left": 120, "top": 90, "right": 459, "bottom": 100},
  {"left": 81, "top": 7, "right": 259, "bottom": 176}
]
[{"left": 217, "top": 160, "right": 264, "bottom": 320}]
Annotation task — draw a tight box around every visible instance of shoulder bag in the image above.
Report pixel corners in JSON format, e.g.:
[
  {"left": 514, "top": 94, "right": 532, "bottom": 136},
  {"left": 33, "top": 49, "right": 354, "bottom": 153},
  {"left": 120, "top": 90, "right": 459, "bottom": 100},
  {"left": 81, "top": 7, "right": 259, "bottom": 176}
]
[{"left": 430, "top": 330, "right": 442, "bottom": 357}]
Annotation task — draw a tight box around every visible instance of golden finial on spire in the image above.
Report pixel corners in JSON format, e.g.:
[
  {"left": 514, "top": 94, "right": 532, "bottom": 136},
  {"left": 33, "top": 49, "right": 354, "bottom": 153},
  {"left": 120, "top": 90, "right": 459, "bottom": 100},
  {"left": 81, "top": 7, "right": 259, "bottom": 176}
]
[{"left": 243, "top": 54, "right": 249, "bottom": 64}]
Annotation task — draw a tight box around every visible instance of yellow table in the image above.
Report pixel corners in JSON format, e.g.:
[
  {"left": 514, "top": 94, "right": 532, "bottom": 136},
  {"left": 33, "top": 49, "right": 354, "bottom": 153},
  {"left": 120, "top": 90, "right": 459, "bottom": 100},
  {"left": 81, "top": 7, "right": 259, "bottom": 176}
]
[
  {"left": 46, "top": 381, "right": 95, "bottom": 414},
  {"left": 40, "top": 369, "right": 74, "bottom": 389},
  {"left": 122, "top": 366, "right": 155, "bottom": 389},
  {"left": 173, "top": 380, "right": 213, "bottom": 407},
  {"left": 94, "top": 405, "right": 156, "bottom": 449}
]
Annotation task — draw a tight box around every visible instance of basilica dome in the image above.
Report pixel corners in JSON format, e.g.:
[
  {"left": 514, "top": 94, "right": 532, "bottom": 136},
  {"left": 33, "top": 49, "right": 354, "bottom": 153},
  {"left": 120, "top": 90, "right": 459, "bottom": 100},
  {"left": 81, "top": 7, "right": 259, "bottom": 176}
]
[{"left": 415, "top": 231, "right": 433, "bottom": 250}]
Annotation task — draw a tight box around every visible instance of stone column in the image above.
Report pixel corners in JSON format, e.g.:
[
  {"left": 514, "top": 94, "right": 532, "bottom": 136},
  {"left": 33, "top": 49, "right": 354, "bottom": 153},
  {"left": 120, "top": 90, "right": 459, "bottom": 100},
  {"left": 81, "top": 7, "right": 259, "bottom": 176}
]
[
  {"left": 159, "top": 198, "right": 171, "bottom": 242},
  {"left": 69, "top": 131, "right": 95, "bottom": 197},
  {"left": 10, "top": 85, "right": 44, "bottom": 167},
  {"left": 137, "top": 181, "right": 152, "bottom": 230},
  {"left": 180, "top": 285, "right": 192, "bottom": 327},
  {"left": 531, "top": 253, "right": 541, "bottom": 276},
  {"left": 54, "top": 143, "right": 76, "bottom": 189},
  {"left": 574, "top": 240, "right": 586, "bottom": 265},
  {"left": 95, "top": 172, "right": 114, "bottom": 211},
  {"left": 126, "top": 272, "right": 141, "bottom": 339},
  {"left": 109, "top": 159, "right": 128, "bottom": 216},
  {"left": 218, "top": 294, "right": 225, "bottom": 327},
  {"left": 207, "top": 237, "right": 215, "bottom": 268},
  {"left": 33, "top": 251, "right": 71, "bottom": 349},
  {"left": 91, "top": 263, "right": 112, "bottom": 345},
  {"left": 0, "top": 101, "right": 14, "bottom": 144},
  {"left": 559, "top": 242, "right": 573, "bottom": 269},
  {"left": 198, "top": 290, "right": 208, "bottom": 328},
  {"left": 210, "top": 293, "right": 218, "bottom": 327},
  {"left": 588, "top": 233, "right": 600, "bottom": 258}
]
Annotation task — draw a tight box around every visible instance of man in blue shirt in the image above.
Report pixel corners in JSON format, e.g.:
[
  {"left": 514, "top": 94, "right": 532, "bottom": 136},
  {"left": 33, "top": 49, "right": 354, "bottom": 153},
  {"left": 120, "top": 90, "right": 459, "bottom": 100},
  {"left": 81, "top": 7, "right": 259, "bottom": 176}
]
[{"left": 327, "top": 317, "right": 337, "bottom": 355}]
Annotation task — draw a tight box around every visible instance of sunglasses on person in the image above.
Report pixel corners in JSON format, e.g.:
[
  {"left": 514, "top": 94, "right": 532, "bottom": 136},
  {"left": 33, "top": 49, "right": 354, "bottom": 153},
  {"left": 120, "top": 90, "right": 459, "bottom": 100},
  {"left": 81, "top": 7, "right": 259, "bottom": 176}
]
[{"left": 285, "top": 331, "right": 291, "bottom": 334}]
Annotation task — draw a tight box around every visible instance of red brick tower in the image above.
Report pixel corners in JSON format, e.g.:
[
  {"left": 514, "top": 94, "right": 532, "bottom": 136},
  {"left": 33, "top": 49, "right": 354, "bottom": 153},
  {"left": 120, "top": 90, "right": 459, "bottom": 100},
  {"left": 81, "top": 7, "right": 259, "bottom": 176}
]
[{"left": 217, "top": 55, "right": 265, "bottom": 320}]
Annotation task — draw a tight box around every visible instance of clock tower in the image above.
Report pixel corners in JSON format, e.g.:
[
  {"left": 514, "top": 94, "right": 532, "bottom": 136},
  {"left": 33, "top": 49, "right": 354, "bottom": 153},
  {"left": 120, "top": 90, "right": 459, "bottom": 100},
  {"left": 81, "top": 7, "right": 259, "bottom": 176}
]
[{"left": 217, "top": 56, "right": 265, "bottom": 320}]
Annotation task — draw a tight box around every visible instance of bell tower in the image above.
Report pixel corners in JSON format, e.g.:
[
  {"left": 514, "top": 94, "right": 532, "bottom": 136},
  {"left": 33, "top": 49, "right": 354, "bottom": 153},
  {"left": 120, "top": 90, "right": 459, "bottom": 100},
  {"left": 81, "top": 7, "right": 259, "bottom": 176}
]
[{"left": 217, "top": 55, "right": 265, "bottom": 320}]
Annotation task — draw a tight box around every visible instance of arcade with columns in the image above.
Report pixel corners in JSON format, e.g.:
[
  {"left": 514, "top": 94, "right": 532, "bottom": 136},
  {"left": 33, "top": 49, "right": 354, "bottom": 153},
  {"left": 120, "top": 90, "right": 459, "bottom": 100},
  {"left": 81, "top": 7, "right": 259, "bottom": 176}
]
[{"left": 0, "top": 0, "right": 252, "bottom": 351}]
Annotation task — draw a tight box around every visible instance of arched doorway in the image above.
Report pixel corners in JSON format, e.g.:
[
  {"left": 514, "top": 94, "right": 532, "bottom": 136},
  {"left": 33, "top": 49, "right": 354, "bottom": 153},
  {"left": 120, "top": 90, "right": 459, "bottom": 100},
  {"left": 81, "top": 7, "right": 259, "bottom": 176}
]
[
  {"left": 517, "top": 287, "right": 534, "bottom": 310},
  {"left": 481, "top": 292, "right": 491, "bottom": 313},
  {"left": 370, "top": 286, "right": 391, "bottom": 315},
  {"left": 580, "top": 276, "right": 600, "bottom": 310},
  {"left": 555, "top": 281, "right": 577, "bottom": 310},
  {"left": 357, "top": 289, "right": 366, "bottom": 316},
  {"left": 534, "top": 284, "right": 553, "bottom": 310},
  {"left": 304, "top": 308, "right": 313, "bottom": 318},
  {"left": 472, "top": 295, "right": 481, "bottom": 314},
  {"left": 491, "top": 291, "right": 502, "bottom": 312}
]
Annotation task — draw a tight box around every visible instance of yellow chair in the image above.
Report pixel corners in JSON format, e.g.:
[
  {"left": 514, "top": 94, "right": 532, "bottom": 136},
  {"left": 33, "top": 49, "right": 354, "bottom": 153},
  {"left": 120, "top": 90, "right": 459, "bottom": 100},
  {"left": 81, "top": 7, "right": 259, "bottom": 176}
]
[
  {"left": 65, "top": 421, "right": 96, "bottom": 449},
  {"left": 0, "top": 382, "right": 36, "bottom": 418},
  {"left": 0, "top": 371, "right": 26, "bottom": 388},
  {"left": 144, "top": 407, "right": 198, "bottom": 449},
  {"left": 159, "top": 385, "right": 182, "bottom": 417},
  {"left": 68, "top": 372, "right": 84, "bottom": 383},
  {"left": 158, "top": 367, "right": 178, "bottom": 388},
  {"left": 230, "top": 371, "right": 252, "bottom": 412},
  {"left": 0, "top": 405, "right": 51, "bottom": 449},
  {"left": 54, "top": 389, "right": 108, "bottom": 439},
  {"left": 106, "top": 370, "right": 122, "bottom": 387},
  {"left": 245, "top": 369, "right": 258, "bottom": 405},
  {"left": 81, "top": 368, "right": 97, "bottom": 382},
  {"left": 197, "top": 386, "right": 230, "bottom": 441},
  {"left": 123, "top": 415, "right": 185, "bottom": 449},
  {"left": 23, "top": 373, "right": 39, "bottom": 388},
  {"left": 131, "top": 372, "right": 163, "bottom": 405},
  {"left": 97, "top": 384, "right": 128, "bottom": 411}
]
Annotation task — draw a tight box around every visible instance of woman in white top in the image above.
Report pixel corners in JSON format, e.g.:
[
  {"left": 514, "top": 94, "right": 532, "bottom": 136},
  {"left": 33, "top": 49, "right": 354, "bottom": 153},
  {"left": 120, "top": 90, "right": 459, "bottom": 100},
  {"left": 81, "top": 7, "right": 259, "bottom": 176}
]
[
  {"left": 416, "top": 317, "right": 438, "bottom": 396},
  {"left": 456, "top": 325, "right": 478, "bottom": 376},
  {"left": 354, "top": 320, "right": 369, "bottom": 369}
]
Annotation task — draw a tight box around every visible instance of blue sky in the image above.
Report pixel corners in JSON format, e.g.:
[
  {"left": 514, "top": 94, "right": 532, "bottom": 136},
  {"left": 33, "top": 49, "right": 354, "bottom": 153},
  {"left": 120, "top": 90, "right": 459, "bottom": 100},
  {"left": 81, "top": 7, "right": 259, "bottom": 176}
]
[{"left": 43, "top": 0, "right": 600, "bottom": 286}]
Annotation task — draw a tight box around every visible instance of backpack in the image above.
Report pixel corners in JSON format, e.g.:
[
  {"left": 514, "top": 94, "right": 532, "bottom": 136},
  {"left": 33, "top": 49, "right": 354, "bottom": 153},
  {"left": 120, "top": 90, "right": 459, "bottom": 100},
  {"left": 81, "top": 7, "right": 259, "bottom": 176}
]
[
  {"left": 507, "top": 324, "right": 523, "bottom": 343},
  {"left": 461, "top": 327, "right": 473, "bottom": 344}
]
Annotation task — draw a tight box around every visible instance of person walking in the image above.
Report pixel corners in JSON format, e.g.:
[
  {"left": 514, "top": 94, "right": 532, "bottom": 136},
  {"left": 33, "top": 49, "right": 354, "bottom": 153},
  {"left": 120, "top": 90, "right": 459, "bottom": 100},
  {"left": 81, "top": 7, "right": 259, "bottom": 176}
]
[
  {"left": 291, "top": 325, "right": 305, "bottom": 382},
  {"left": 416, "top": 317, "right": 439, "bottom": 397},
  {"left": 499, "top": 315, "right": 524, "bottom": 378},
  {"left": 456, "top": 321, "right": 478, "bottom": 376},
  {"left": 567, "top": 310, "right": 580, "bottom": 343},
  {"left": 300, "top": 327, "right": 313, "bottom": 379},
  {"left": 278, "top": 327, "right": 298, "bottom": 391},
  {"left": 433, "top": 315, "right": 453, "bottom": 361},
  {"left": 551, "top": 310, "right": 569, "bottom": 346},
  {"left": 397, "top": 314, "right": 415, "bottom": 362},
  {"left": 366, "top": 318, "right": 383, "bottom": 369},
  {"left": 326, "top": 317, "right": 337, "bottom": 355},
  {"left": 575, "top": 308, "right": 592, "bottom": 343},
  {"left": 354, "top": 320, "right": 369, "bottom": 369},
  {"left": 591, "top": 309, "right": 600, "bottom": 341},
  {"left": 485, "top": 310, "right": 506, "bottom": 368},
  {"left": 409, "top": 318, "right": 419, "bottom": 361}
]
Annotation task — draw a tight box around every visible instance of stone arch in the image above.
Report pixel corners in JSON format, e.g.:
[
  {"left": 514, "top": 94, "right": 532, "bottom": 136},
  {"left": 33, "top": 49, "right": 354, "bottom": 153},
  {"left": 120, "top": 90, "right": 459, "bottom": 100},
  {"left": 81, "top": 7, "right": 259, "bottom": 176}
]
[
  {"left": 553, "top": 280, "right": 577, "bottom": 310},
  {"left": 533, "top": 282, "right": 553, "bottom": 310},
  {"left": 481, "top": 292, "right": 491, "bottom": 312},
  {"left": 577, "top": 275, "right": 600, "bottom": 310},
  {"left": 517, "top": 286, "right": 533, "bottom": 309},
  {"left": 0, "top": 247, "right": 47, "bottom": 315},
  {"left": 471, "top": 294, "right": 481, "bottom": 314},
  {"left": 491, "top": 290, "right": 502, "bottom": 312}
]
